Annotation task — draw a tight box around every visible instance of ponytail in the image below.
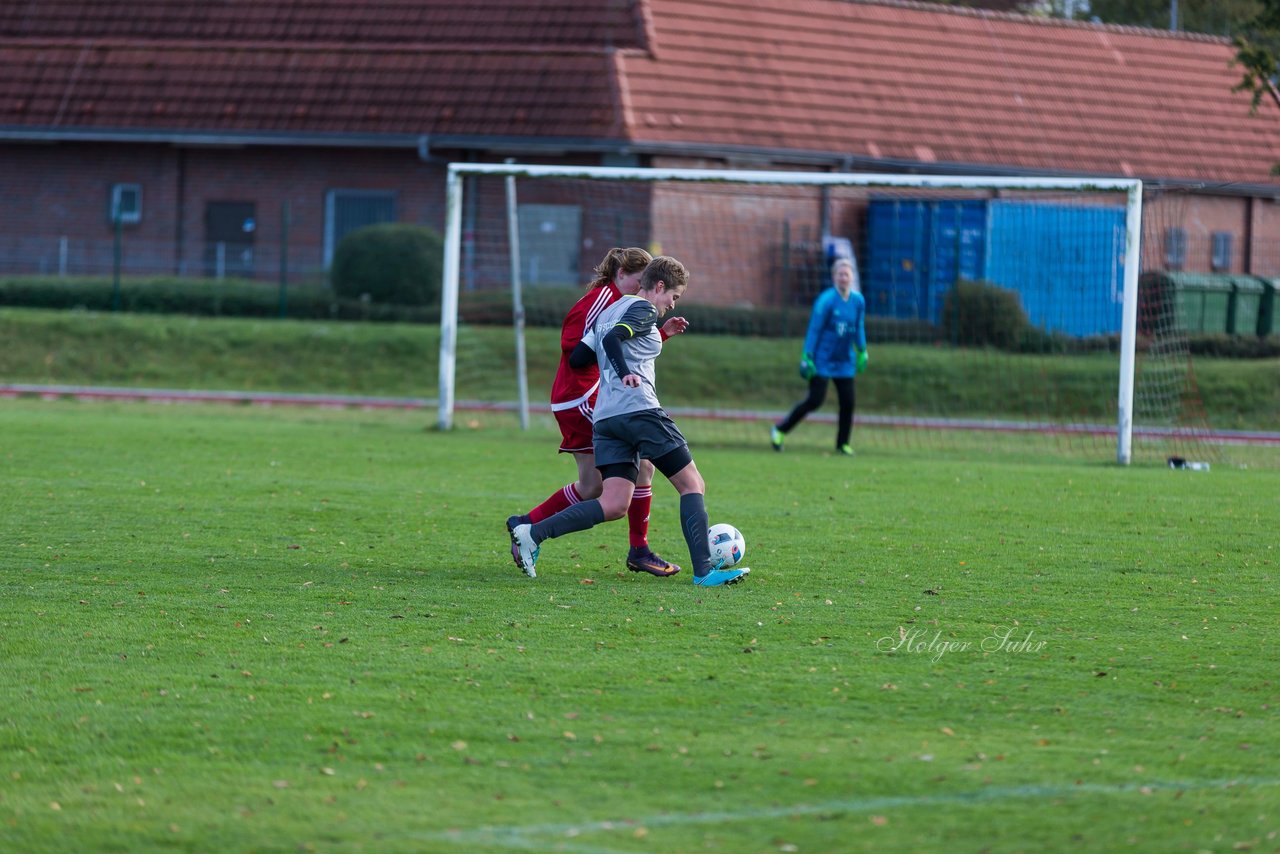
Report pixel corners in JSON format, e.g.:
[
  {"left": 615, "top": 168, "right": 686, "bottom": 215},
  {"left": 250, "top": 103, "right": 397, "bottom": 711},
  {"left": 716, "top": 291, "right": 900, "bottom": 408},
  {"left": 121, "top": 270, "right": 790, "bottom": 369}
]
[{"left": 589, "top": 247, "right": 652, "bottom": 289}]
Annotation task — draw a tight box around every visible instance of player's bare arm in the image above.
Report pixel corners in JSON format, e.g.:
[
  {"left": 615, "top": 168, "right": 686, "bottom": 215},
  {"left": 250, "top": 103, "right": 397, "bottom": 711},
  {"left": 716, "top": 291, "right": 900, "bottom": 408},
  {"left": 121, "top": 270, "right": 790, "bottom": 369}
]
[{"left": 661, "top": 316, "right": 689, "bottom": 337}]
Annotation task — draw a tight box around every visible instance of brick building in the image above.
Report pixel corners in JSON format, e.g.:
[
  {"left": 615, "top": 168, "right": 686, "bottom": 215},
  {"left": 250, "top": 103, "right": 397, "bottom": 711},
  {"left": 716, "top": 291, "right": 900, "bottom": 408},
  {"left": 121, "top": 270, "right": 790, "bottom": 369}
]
[{"left": 3, "top": 0, "right": 1280, "bottom": 308}]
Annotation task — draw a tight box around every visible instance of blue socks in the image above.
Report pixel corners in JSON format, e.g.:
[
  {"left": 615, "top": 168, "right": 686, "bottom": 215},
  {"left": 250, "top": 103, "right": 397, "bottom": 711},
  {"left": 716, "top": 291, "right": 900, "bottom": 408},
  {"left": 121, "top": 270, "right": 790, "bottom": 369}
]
[
  {"left": 679, "top": 492, "right": 712, "bottom": 576},
  {"left": 531, "top": 499, "right": 606, "bottom": 543}
]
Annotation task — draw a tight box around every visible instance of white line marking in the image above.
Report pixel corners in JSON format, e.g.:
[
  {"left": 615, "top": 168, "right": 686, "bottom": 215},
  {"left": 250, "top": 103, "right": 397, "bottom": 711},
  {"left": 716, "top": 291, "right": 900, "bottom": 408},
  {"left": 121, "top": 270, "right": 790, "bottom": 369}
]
[{"left": 424, "top": 776, "right": 1280, "bottom": 850}]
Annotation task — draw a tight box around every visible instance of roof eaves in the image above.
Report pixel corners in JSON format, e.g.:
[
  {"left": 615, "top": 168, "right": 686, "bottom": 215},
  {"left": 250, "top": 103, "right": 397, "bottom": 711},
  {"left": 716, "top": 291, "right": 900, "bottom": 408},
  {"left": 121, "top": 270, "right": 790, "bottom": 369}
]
[
  {"left": 0, "top": 126, "right": 431, "bottom": 149},
  {"left": 627, "top": 138, "right": 1280, "bottom": 197},
  {"left": 8, "top": 36, "right": 624, "bottom": 55},
  {"left": 5, "top": 125, "right": 1276, "bottom": 198},
  {"left": 0, "top": 126, "right": 637, "bottom": 156}
]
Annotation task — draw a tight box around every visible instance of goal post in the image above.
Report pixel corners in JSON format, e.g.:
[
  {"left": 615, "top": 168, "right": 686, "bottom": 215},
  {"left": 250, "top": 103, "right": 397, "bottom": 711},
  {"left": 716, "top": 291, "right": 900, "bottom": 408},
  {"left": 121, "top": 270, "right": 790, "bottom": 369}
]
[{"left": 437, "top": 161, "right": 1146, "bottom": 464}]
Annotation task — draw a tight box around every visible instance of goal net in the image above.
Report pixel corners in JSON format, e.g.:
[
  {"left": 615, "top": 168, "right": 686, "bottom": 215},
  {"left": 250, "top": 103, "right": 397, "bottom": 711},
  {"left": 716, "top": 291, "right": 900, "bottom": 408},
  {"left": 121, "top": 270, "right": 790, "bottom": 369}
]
[{"left": 437, "top": 162, "right": 1228, "bottom": 466}]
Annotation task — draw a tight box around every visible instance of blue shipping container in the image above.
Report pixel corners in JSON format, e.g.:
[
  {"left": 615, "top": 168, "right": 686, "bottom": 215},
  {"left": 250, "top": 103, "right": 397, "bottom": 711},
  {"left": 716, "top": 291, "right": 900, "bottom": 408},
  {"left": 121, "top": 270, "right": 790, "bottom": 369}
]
[
  {"left": 984, "top": 202, "right": 1126, "bottom": 337},
  {"left": 863, "top": 198, "right": 1126, "bottom": 336},
  {"left": 864, "top": 199, "right": 985, "bottom": 324}
]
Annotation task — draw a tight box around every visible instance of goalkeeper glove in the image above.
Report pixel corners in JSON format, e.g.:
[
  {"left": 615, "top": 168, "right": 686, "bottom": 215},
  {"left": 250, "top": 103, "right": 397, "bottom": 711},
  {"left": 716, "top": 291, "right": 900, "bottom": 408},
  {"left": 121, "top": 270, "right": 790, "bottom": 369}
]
[
  {"left": 856, "top": 349, "right": 868, "bottom": 374},
  {"left": 799, "top": 354, "right": 817, "bottom": 381}
]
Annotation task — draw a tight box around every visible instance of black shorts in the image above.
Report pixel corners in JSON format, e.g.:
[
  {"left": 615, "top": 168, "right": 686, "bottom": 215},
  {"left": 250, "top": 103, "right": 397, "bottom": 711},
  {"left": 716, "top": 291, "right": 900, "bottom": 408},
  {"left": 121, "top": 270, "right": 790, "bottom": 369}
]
[{"left": 592, "top": 408, "right": 690, "bottom": 474}]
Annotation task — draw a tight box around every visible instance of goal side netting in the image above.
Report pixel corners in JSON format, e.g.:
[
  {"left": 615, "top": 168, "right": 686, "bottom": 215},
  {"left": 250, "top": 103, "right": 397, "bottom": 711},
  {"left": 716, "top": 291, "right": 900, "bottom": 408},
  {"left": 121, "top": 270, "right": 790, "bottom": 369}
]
[{"left": 437, "top": 162, "right": 1221, "bottom": 466}]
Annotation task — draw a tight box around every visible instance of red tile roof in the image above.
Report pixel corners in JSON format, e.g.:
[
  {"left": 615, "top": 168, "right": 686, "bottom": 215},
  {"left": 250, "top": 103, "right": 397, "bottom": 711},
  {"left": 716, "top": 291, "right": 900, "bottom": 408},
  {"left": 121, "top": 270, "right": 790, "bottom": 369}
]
[
  {"left": 621, "top": 0, "right": 1280, "bottom": 184},
  {"left": 0, "top": 43, "right": 624, "bottom": 138},
  {"left": 0, "top": 0, "right": 646, "bottom": 46},
  {"left": 2, "top": 0, "right": 1278, "bottom": 186},
  {"left": 0, "top": 1, "right": 642, "bottom": 139}
]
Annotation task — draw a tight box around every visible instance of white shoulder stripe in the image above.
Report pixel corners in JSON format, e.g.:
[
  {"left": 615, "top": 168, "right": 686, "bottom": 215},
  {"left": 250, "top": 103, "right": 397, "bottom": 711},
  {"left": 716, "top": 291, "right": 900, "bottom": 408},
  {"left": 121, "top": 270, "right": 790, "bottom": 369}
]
[{"left": 583, "top": 287, "right": 614, "bottom": 331}]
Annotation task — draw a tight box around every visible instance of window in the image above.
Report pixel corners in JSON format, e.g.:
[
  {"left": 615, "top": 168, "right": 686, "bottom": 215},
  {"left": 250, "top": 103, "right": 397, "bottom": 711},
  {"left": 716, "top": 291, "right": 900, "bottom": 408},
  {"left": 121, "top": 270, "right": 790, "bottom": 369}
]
[
  {"left": 324, "top": 190, "right": 397, "bottom": 266},
  {"left": 516, "top": 204, "right": 582, "bottom": 286},
  {"left": 1164, "top": 227, "right": 1187, "bottom": 270},
  {"left": 110, "top": 183, "right": 142, "bottom": 224},
  {"left": 1211, "top": 231, "right": 1233, "bottom": 272},
  {"left": 203, "top": 201, "right": 256, "bottom": 278}
]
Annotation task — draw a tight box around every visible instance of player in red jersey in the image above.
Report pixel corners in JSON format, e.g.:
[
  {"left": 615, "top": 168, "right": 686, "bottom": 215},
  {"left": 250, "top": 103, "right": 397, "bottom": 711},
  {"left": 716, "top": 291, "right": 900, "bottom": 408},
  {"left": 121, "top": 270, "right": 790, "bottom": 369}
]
[{"left": 507, "top": 247, "right": 689, "bottom": 576}]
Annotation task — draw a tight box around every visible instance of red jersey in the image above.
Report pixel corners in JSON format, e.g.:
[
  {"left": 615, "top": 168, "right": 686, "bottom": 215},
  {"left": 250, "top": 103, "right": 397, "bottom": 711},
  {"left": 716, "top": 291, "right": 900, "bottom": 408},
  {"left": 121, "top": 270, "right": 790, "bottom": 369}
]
[{"left": 549, "top": 282, "right": 622, "bottom": 411}]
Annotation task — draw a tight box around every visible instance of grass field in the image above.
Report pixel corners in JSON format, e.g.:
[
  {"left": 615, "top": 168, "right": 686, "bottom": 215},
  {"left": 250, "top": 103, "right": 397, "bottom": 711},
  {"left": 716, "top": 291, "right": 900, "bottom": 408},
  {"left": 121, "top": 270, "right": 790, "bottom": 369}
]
[
  {"left": 3, "top": 308, "right": 1279, "bottom": 435},
  {"left": 1, "top": 398, "right": 1277, "bottom": 852}
]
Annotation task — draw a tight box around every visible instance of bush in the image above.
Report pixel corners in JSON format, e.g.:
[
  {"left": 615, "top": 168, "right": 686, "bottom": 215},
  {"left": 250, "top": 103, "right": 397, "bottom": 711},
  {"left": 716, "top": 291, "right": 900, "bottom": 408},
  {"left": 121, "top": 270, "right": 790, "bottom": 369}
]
[
  {"left": 330, "top": 223, "right": 444, "bottom": 307},
  {"left": 0, "top": 276, "right": 449, "bottom": 323},
  {"left": 1014, "top": 326, "right": 1121, "bottom": 355},
  {"left": 0, "top": 276, "right": 328, "bottom": 317},
  {"left": 1187, "top": 333, "right": 1280, "bottom": 358},
  {"left": 941, "top": 279, "right": 1030, "bottom": 350}
]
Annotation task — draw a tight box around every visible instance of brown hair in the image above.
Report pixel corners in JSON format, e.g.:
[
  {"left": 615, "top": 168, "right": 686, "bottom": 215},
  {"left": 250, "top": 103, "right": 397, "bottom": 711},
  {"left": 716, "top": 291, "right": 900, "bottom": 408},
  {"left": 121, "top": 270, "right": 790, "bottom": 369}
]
[
  {"left": 589, "top": 247, "right": 652, "bottom": 289},
  {"left": 639, "top": 255, "right": 689, "bottom": 293}
]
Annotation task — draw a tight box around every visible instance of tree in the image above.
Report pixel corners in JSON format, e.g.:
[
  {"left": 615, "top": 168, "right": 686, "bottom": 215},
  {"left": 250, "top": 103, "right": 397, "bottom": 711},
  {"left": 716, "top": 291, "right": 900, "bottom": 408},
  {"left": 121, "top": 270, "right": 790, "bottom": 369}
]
[
  {"left": 1235, "top": 0, "right": 1280, "bottom": 115},
  {"left": 1085, "top": 0, "right": 1261, "bottom": 35},
  {"left": 931, "top": 0, "right": 1259, "bottom": 28}
]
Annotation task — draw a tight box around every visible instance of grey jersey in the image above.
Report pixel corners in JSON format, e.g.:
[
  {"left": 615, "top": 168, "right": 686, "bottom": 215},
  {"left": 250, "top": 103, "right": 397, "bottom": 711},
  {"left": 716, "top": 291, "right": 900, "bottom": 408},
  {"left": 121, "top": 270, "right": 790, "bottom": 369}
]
[{"left": 582, "top": 295, "right": 663, "bottom": 421}]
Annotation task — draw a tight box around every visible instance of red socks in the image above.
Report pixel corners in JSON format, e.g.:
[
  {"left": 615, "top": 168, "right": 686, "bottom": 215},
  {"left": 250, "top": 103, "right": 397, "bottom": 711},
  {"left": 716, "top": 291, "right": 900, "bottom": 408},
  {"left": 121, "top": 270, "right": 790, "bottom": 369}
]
[
  {"left": 628, "top": 486, "right": 652, "bottom": 549},
  {"left": 528, "top": 483, "right": 582, "bottom": 523},
  {"left": 527, "top": 482, "right": 651, "bottom": 551}
]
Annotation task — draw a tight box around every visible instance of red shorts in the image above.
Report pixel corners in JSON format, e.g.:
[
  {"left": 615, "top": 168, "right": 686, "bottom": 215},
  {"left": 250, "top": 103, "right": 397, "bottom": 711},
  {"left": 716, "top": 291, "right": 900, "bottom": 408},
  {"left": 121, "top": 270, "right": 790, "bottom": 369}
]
[{"left": 554, "top": 404, "right": 595, "bottom": 454}]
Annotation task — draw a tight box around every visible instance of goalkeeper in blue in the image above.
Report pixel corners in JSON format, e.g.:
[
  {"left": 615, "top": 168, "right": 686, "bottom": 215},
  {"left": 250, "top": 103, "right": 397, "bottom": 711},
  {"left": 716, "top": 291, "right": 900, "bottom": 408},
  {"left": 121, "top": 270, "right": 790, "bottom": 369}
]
[
  {"left": 509, "top": 256, "right": 749, "bottom": 587},
  {"left": 771, "top": 257, "right": 868, "bottom": 456}
]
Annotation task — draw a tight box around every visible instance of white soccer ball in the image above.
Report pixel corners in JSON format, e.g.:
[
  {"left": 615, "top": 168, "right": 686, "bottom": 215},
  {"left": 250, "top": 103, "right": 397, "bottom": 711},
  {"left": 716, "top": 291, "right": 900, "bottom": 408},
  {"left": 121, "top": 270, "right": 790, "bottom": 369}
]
[{"left": 708, "top": 523, "right": 746, "bottom": 567}]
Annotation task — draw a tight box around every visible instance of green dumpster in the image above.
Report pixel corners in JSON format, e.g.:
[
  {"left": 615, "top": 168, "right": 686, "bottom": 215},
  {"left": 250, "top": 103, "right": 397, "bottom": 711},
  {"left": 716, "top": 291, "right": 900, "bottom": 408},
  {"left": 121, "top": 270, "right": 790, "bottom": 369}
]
[
  {"left": 1230, "top": 276, "right": 1266, "bottom": 336},
  {"left": 1172, "top": 273, "right": 1234, "bottom": 334},
  {"left": 1138, "top": 272, "right": 1269, "bottom": 336},
  {"left": 1255, "top": 278, "right": 1276, "bottom": 337}
]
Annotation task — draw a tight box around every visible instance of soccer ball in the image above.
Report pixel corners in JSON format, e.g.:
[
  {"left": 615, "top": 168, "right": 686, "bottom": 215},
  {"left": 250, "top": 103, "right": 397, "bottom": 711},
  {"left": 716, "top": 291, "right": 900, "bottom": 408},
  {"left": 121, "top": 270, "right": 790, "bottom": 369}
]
[{"left": 708, "top": 523, "right": 746, "bottom": 567}]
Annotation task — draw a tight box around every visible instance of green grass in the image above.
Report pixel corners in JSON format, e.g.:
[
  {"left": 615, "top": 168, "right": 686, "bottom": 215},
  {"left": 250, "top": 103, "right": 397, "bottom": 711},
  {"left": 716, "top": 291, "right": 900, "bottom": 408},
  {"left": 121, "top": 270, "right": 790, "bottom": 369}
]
[
  {"left": 1, "top": 400, "right": 1277, "bottom": 851},
  {"left": 2, "top": 307, "right": 1278, "bottom": 432}
]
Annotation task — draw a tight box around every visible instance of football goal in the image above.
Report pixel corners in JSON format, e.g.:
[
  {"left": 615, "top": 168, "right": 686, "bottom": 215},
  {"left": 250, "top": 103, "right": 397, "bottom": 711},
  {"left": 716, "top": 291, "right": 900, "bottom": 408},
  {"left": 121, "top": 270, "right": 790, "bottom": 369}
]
[{"left": 436, "top": 161, "right": 1222, "bottom": 465}]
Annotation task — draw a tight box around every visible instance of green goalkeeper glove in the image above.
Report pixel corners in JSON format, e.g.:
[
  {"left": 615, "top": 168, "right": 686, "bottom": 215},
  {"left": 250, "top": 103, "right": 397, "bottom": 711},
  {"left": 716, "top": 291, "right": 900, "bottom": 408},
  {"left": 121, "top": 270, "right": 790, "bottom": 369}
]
[
  {"left": 856, "top": 348, "right": 868, "bottom": 374},
  {"left": 798, "top": 354, "right": 817, "bottom": 381}
]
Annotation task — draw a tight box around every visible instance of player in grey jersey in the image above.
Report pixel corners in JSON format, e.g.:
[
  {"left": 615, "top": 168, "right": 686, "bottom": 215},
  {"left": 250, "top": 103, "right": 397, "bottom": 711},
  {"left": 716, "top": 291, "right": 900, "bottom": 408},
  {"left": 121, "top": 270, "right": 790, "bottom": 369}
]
[{"left": 508, "top": 256, "right": 749, "bottom": 587}]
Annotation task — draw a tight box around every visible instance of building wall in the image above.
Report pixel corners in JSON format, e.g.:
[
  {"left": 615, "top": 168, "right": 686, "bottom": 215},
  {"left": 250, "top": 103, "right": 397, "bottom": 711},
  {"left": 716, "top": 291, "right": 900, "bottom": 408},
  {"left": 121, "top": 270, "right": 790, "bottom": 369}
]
[
  {"left": 5, "top": 142, "right": 1280, "bottom": 321},
  {"left": 1140, "top": 192, "right": 1255, "bottom": 275},
  {"left": 1248, "top": 197, "right": 1280, "bottom": 277},
  {"left": 0, "top": 143, "right": 182, "bottom": 275},
  {"left": 650, "top": 182, "right": 824, "bottom": 307},
  {"left": 0, "top": 142, "right": 448, "bottom": 280},
  {"left": 458, "top": 167, "right": 654, "bottom": 293}
]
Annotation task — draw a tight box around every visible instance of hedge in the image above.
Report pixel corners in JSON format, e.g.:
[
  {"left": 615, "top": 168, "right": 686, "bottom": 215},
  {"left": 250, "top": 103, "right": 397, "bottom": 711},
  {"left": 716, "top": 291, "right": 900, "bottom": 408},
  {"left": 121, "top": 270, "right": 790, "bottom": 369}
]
[{"left": 1, "top": 276, "right": 1275, "bottom": 356}]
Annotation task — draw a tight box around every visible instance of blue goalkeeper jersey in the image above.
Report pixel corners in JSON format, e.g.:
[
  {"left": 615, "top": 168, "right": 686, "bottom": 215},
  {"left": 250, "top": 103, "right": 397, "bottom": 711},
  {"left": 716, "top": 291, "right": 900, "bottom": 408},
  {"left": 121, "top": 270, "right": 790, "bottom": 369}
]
[{"left": 803, "top": 287, "right": 867, "bottom": 379}]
